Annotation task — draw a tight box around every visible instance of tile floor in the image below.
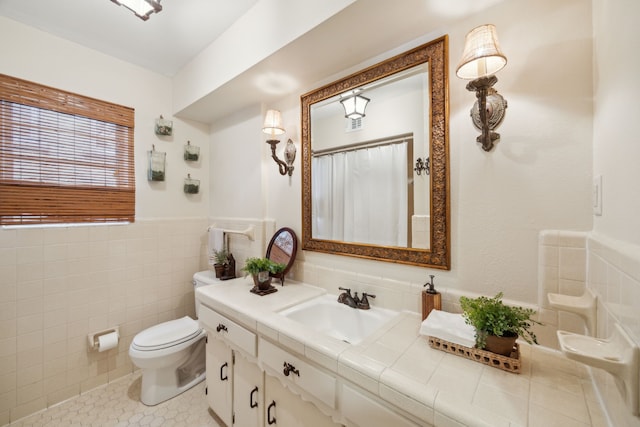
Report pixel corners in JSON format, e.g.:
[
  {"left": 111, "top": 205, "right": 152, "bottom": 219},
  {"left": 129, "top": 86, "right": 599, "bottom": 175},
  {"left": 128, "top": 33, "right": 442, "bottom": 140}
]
[{"left": 8, "top": 373, "right": 223, "bottom": 427}]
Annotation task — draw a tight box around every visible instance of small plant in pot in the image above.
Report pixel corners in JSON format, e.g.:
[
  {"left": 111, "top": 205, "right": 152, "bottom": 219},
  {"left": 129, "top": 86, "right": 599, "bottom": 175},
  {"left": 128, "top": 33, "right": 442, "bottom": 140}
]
[
  {"left": 459, "top": 292, "right": 542, "bottom": 356},
  {"left": 212, "top": 249, "right": 229, "bottom": 279},
  {"left": 242, "top": 257, "right": 286, "bottom": 290}
]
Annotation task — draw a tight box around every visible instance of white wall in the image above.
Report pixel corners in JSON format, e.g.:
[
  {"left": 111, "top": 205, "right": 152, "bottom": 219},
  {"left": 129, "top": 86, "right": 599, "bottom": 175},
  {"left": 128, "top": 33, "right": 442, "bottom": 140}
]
[
  {"left": 0, "top": 17, "right": 211, "bottom": 220},
  {"left": 449, "top": 0, "right": 593, "bottom": 302},
  {"left": 209, "top": 107, "right": 262, "bottom": 218},
  {"left": 173, "top": 0, "right": 355, "bottom": 115},
  {"left": 592, "top": 0, "right": 640, "bottom": 246},
  {"left": 0, "top": 17, "right": 211, "bottom": 425},
  {"left": 591, "top": 0, "right": 640, "bottom": 424},
  {"left": 3, "top": 0, "right": 638, "bottom": 423},
  {"left": 212, "top": 0, "right": 594, "bottom": 305}
]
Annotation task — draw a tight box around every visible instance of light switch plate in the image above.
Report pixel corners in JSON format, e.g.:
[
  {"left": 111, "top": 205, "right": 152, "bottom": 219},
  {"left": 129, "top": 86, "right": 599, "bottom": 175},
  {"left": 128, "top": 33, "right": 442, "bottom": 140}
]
[{"left": 593, "top": 175, "right": 603, "bottom": 216}]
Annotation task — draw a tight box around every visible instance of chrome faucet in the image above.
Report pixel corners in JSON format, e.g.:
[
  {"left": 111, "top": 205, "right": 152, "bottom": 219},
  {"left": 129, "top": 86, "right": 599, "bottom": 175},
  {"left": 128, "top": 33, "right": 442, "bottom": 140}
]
[
  {"left": 337, "top": 287, "right": 358, "bottom": 308},
  {"left": 357, "top": 292, "right": 376, "bottom": 310}
]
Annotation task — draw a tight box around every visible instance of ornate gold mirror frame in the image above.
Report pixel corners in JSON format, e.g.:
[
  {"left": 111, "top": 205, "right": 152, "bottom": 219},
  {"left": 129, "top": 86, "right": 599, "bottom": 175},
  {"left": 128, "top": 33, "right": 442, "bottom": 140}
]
[{"left": 301, "top": 36, "right": 450, "bottom": 269}]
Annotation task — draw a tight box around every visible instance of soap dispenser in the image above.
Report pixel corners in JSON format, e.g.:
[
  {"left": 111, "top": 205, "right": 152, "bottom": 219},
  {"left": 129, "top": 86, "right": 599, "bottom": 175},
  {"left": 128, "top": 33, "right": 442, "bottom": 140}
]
[{"left": 421, "top": 274, "right": 441, "bottom": 320}]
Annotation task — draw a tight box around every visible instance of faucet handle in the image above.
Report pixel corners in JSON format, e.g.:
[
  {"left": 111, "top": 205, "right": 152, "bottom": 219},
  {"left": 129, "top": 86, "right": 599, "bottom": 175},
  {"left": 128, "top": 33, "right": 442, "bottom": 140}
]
[
  {"left": 337, "top": 287, "right": 350, "bottom": 304},
  {"left": 358, "top": 292, "right": 376, "bottom": 309}
]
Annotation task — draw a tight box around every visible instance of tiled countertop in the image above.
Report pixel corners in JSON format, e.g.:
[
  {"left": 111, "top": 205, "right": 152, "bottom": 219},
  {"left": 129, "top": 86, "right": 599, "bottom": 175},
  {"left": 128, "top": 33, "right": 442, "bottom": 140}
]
[{"left": 196, "top": 279, "right": 608, "bottom": 427}]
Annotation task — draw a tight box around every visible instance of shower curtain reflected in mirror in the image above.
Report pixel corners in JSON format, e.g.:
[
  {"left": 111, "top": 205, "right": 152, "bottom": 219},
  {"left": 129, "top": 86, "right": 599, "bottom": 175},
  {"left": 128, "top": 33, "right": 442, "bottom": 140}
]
[{"left": 312, "top": 141, "right": 409, "bottom": 247}]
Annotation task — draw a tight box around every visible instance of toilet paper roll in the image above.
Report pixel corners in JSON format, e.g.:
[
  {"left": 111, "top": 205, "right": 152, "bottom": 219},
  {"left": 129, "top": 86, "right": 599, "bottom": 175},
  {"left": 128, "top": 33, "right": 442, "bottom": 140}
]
[{"left": 98, "top": 332, "right": 119, "bottom": 352}]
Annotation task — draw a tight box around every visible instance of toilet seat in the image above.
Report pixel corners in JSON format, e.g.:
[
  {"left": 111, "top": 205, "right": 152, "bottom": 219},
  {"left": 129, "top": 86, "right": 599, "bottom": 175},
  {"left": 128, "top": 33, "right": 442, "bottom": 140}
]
[{"left": 132, "top": 316, "right": 202, "bottom": 352}]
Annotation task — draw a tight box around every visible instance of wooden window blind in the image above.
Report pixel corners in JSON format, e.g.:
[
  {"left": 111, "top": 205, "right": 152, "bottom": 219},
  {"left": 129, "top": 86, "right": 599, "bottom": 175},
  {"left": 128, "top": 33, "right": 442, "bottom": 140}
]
[{"left": 0, "top": 74, "right": 135, "bottom": 226}]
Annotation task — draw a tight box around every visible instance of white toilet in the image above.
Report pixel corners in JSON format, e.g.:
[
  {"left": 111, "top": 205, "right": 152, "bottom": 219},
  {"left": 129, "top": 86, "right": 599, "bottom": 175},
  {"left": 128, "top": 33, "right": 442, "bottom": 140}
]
[{"left": 129, "top": 270, "right": 218, "bottom": 405}]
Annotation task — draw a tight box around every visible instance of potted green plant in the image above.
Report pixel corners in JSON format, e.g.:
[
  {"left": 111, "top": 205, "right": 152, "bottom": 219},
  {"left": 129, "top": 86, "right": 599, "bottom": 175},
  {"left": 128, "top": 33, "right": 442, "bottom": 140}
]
[
  {"left": 242, "top": 257, "right": 286, "bottom": 290},
  {"left": 459, "top": 292, "right": 542, "bottom": 356},
  {"left": 212, "top": 249, "right": 229, "bottom": 279}
]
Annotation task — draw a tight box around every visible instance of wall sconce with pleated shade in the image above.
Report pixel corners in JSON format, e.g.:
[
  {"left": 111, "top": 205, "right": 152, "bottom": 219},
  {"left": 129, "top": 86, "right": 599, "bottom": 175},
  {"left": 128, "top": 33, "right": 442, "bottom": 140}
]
[
  {"left": 263, "top": 109, "right": 296, "bottom": 176},
  {"left": 340, "top": 91, "right": 370, "bottom": 120},
  {"left": 111, "top": 0, "right": 162, "bottom": 20},
  {"left": 456, "top": 24, "right": 508, "bottom": 152}
]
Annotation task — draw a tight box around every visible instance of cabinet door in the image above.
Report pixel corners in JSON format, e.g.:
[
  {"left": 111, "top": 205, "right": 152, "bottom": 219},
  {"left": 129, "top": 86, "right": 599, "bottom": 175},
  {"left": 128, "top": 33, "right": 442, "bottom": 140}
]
[
  {"left": 233, "top": 354, "right": 263, "bottom": 427},
  {"left": 264, "top": 374, "right": 341, "bottom": 427},
  {"left": 206, "top": 337, "right": 233, "bottom": 427}
]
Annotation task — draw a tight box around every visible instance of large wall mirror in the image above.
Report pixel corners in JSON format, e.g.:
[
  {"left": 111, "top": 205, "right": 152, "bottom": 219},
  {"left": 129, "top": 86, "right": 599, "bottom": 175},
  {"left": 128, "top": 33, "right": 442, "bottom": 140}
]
[{"left": 301, "top": 36, "right": 450, "bottom": 269}]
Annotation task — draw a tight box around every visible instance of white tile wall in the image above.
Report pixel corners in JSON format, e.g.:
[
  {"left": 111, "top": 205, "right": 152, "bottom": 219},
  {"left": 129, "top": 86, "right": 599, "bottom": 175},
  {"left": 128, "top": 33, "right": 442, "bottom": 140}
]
[
  {"left": 0, "top": 218, "right": 210, "bottom": 425},
  {"left": 538, "top": 230, "right": 640, "bottom": 427},
  {"left": 536, "top": 230, "right": 589, "bottom": 349},
  {"left": 4, "top": 219, "right": 636, "bottom": 425},
  {"left": 586, "top": 234, "right": 640, "bottom": 427}
]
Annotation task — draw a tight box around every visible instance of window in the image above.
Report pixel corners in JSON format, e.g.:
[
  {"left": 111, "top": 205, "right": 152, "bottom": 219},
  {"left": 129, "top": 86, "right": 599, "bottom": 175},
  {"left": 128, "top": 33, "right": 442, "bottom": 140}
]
[{"left": 0, "top": 74, "right": 135, "bottom": 226}]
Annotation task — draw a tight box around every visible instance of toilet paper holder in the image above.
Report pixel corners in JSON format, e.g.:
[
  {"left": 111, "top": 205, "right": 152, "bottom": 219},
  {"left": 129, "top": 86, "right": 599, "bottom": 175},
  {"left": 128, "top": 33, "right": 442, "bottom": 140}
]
[{"left": 87, "top": 327, "right": 120, "bottom": 352}]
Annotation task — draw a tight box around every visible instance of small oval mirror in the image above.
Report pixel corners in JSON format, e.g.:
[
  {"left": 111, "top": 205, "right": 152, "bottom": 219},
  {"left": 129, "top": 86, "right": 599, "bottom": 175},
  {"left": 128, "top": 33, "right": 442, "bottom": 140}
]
[{"left": 266, "top": 227, "right": 298, "bottom": 285}]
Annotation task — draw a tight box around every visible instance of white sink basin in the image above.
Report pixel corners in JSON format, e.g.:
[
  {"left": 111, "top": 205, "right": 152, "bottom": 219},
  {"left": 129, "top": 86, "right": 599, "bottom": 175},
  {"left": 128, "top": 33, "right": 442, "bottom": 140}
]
[{"left": 278, "top": 294, "right": 399, "bottom": 345}]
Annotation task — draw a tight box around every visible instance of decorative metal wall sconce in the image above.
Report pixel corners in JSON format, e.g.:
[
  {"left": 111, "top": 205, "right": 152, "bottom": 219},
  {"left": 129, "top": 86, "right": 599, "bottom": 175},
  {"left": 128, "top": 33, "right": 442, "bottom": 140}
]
[
  {"left": 262, "top": 109, "right": 296, "bottom": 176},
  {"left": 154, "top": 114, "right": 172, "bottom": 136},
  {"left": 456, "top": 24, "right": 508, "bottom": 152},
  {"left": 111, "top": 0, "right": 162, "bottom": 21},
  {"left": 340, "top": 90, "right": 370, "bottom": 119},
  {"left": 414, "top": 157, "right": 430, "bottom": 175}
]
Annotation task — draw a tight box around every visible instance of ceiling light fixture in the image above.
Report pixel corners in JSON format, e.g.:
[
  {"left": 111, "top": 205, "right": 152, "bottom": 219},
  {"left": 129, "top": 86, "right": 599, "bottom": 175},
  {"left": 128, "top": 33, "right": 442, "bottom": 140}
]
[
  {"left": 111, "top": 0, "right": 162, "bottom": 21},
  {"left": 340, "top": 91, "right": 370, "bottom": 120}
]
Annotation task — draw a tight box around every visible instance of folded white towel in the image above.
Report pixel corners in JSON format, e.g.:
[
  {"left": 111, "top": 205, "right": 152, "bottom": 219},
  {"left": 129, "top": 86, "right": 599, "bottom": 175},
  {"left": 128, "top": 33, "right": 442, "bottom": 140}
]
[
  {"left": 207, "top": 228, "right": 225, "bottom": 265},
  {"left": 419, "top": 310, "right": 476, "bottom": 348}
]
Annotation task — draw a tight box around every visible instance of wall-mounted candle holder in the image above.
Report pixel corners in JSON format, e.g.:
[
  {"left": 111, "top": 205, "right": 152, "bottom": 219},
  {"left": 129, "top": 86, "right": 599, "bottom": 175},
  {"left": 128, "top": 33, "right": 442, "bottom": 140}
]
[
  {"left": 414, "top": 157, "right": 430, "bottom": 175},
  {"left": 184, "top": 141, "right": 200, "bottom": 161},
  {"left": 147, "top": 145, "right": 166, "bottom": 181},
  {"left": 184, "top": 174, "right": 200, "bottom": 194},
  {"left": 155, "top": 114, "right": 173, "bottom": 136}
]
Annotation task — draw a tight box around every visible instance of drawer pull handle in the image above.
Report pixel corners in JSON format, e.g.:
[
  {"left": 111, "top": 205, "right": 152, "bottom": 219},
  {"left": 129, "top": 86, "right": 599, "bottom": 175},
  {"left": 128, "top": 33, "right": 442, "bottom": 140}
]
[
  {"left": 216, "top": 323, "right": 228, "bottom": 333},
  {"left": 283, "top": 362, "right": 300, "bottom": 377},
  {"left": 267, "top": 400, "right": 276, "bottom": 425},
  {"left": 220, "top": 362, "right": 228, "bottom": 381},
  {"left": 250, "top": 386, "right": 258, "bottom": 408}
]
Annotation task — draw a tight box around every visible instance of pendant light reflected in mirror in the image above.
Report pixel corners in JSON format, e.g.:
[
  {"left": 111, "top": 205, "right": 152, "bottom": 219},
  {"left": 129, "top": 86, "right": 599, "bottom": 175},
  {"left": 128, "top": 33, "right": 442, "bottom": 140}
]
[{"left": 340, "top": 91, "right": 370, "bottom": 120}]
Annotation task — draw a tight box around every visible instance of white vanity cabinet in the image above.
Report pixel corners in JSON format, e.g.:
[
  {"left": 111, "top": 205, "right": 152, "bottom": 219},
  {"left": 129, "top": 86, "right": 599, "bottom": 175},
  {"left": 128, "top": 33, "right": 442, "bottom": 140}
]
[
  {"left": 198, "top": 296, "right": 419, "bottom": 427},
  {"left": 200, "top": 304, "right": 263, "bottom": 427}
]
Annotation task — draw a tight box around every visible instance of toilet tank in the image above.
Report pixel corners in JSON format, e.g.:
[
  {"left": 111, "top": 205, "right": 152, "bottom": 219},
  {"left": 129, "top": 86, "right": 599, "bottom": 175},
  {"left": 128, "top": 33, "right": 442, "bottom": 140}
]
[{"left": 192, "top": 270, "right": 219, "bottom": 317}]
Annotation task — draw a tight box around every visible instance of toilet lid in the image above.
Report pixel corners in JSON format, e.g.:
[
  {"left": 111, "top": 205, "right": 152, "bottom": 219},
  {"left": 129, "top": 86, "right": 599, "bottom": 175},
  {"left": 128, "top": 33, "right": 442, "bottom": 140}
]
[{"left": 132, "top": 316, "right": 201, "bottom": 351}]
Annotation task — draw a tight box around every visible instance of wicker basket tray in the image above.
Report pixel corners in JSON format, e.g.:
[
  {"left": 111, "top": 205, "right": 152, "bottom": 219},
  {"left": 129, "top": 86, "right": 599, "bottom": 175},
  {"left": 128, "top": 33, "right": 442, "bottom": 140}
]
[{"left": 428, "top": 336, "right": 521, "bottom": 374}]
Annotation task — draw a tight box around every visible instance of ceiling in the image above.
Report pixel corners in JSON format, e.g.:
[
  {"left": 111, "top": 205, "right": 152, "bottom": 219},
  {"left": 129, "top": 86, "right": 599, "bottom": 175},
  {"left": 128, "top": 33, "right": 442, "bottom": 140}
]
[
  {"left": 0, "top": 0, "right": 258, "bottom": 77},
  {"left": 0, "top": 0, "right": 507, "bottom": 123}
]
